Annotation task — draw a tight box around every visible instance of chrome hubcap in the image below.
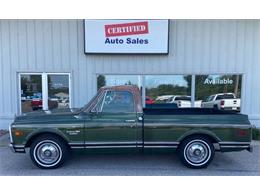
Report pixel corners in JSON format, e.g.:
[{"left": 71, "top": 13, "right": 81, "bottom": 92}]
[
  {"left": 36, "top": 142, "right": 60, "bottom": 165},
  {"left": 185, "top": 141, "right": 209, "bottom": 164}
]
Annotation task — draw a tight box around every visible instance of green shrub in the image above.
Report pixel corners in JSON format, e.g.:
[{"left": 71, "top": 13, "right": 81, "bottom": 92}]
[{"left": 252, "top": 128, "right": 260, "bottom": 140}]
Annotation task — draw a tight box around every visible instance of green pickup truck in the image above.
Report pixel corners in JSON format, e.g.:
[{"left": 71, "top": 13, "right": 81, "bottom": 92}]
[{"left": 9, "top": 85, "right": 253, "bottom": 169}]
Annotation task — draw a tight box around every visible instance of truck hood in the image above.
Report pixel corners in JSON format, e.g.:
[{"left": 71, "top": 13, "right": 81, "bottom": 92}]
[{"left": 14, "top": 108, "right": 82, "bottom": 124}]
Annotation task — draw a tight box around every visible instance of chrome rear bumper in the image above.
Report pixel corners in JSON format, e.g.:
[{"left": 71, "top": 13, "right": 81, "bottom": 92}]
[{"left": 219, "top": 142, "right": 253, "bottom": 153}]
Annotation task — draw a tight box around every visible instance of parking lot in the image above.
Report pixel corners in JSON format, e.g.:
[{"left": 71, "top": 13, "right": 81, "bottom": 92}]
[{"left": 0, "top": 134, "right": 260, "bottom": 176}]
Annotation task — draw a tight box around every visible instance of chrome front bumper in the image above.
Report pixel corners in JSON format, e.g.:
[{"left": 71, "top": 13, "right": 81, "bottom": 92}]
[{"left": 9, "top": 143, "right": 26, "bottom": 153}]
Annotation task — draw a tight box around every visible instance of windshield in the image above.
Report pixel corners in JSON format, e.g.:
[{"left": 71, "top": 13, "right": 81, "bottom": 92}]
[
  {"left": 206, "top": 95, "right": 215, "bottom": 102},
  {"left": 77, "top": 89, "right": 103, "bottom": 113}
]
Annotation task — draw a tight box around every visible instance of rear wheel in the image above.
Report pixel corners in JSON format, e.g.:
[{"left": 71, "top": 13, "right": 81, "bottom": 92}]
[
  {"left": 30, "top": 134, "right": 69, "bottom": 169},
  {"left": 178, "top": 135, "right": 215, "bottom": 169}
]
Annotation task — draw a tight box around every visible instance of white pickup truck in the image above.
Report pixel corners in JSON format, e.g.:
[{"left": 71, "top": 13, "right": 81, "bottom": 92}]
[
  {"left": 166, "top": 95, "right": 202, "bottom": 108},
  {"left": 201, "top": 93, "right": 240, "bottom": 111}
]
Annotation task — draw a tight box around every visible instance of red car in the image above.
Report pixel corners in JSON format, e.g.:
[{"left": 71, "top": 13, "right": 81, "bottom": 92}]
[
  {"left": 31, "top": 98, "right": 42, "bottom": 110},
  {"left": 145, "top": 96, "right": 155, "bottom": 104},
  {"left": 31, "top": 99, "right": 58, "bottom": 110}
]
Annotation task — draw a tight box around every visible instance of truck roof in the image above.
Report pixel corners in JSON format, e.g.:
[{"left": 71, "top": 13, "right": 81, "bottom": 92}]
[
  {"left": 101, "top": 85, "right": 139, "bottom": 91},
  {"left": 213, "top": 93, "right": 235, "bottom": 96}
]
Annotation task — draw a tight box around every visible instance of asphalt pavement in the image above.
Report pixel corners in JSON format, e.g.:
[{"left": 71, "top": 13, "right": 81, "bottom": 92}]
[{"left": 0, "top": 134, "right": 260, "bottom": 176}]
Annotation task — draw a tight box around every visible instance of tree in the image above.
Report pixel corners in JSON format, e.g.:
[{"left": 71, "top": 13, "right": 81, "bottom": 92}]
[{"left": 97, "top": 75, "right": 106, "bottom": 90}]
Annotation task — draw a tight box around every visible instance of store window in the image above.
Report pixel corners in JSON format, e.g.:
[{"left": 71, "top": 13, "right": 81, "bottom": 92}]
[
  {"left": 20, "top": 73, "right": 70, "bottom": 113},
  {"left": 145, "top": 75, "right": 192, "bottom": 108},
  {"left": 96, "top": 74, "right": 243, "bottom": 111},
  {"left": 97, "top": 75, "right": 141, "bottom": 90},
  {"left": 196, "top": 74, "right": 242, "bottom": 112}
]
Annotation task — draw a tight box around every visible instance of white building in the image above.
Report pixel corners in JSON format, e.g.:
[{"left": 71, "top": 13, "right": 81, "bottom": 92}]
[{"left": 0, "top": 19, "right": 260, "bottom": 128}]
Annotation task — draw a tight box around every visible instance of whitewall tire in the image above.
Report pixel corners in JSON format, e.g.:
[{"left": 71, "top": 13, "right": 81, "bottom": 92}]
[
  {"left": 178, "top": 135, "right": 215, "bottom": 169},
  {"left": 30, "top": 134, "right": 69, "bottom": 169}
]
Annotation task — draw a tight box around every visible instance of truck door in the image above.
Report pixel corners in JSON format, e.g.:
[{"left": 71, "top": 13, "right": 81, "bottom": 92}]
[{"left": 84, "top": 90, "right": 139, "bottom": 148}]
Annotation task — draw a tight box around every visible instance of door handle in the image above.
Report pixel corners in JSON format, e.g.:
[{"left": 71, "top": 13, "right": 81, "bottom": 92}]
[{"left": 125, "top": 120, "right": 136, "bottom": 123}]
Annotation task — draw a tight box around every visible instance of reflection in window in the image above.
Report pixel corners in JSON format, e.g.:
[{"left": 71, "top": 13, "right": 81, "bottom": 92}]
[
  {"left": 20, "top": 75, "right": 42, "bottom": 113},
  {"left": 48, "top": 75, "right": 70, "bottom": 110},
  {"left": 97, "top": 75, "right": 140, "bottom": 90},
  {"left": 197, "top": 75, "right": 242, "bottom": 112},
  {"left": 145, "top": 75, "right": 192, "bottom": 108}
]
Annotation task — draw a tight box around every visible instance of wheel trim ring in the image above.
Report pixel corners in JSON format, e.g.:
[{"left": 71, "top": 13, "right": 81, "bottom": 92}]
[
  {"left": 37, "top": 143, "right": 60, "bottom": 164},
  {"left": 33, "top": 140, "right": 63, "bottom": 168},
  {"left": 186, "top": 141, "right": 208, "bottom": 164},
  {"left": 183, "top": 139, "right": 212, "bottom": 167}
]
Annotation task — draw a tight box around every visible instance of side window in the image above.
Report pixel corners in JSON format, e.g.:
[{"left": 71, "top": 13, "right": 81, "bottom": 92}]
[
  {"left": 215, "top": 95, "right": 221, "bottom": 100},
  {"left": 102, "top": 91, "right": 135, "bottom": 113},
  {"left": 206, "top": 95, "right": 214, "bottom": 102}
]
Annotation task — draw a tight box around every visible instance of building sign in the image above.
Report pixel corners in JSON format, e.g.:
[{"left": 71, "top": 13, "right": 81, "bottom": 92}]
[{"left": 84, "top": 20, "right": 169, "bottom": 54}]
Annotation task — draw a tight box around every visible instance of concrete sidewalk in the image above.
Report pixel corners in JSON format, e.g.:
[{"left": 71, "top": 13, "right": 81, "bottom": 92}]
[{"left": 0, "top": 132, "right": 9, "bottom": 147}]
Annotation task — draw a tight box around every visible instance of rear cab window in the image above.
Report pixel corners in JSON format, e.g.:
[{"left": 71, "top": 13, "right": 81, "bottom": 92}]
[{"left": 215, "top": 94, "right": 235, "bottom": 100}]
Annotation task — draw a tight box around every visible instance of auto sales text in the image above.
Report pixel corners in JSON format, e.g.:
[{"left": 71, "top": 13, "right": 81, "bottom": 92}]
[{"left": 105, "top": 38, "right": 148, "bottom": 44}]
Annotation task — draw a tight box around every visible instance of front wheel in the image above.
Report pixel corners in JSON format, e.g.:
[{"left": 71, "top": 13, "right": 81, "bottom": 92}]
[
  {"left": 178, "top": 135, "right": 215, "bottom": 169},
  {"left": 30, "top": 134, "right": 69, "bottom": 169}
]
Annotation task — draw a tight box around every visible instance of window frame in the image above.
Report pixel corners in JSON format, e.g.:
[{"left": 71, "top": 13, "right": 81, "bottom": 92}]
[{"left": 100, "top": 90, "right": 136, "bottom": 114}]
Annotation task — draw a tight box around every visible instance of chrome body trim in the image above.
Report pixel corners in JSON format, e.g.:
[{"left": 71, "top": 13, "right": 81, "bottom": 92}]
[
  {"left": 220, "top": 145, "right": 250, "bottom": 148},
  {"left": 219, "top": 142, "right": 251, "bottom": 145},
  {"left": 85, "top": 145, "right": 137, "bottom": 149},
  {"left": 144, "top": 145, "right": 178, "bottom": 148},
  {"left": 144, "top": 141, "right": 180, "bottom": 145},
  {"left": 68, "top": 142, "right": 85, "bottom": 145},
  {"left": 68, "top": 141, "right": 180, "bottom": 149},
  {"left": 12, "top": 123, "right": 252, "bottom": 129},
  {"left": 144, "top": 123, "right": 252, "bottom": 129},
  {"left": 70, "top": 146, "right": 85, "bottom": 149},
  {"left": 9, "top": 124, "right": 13, "bottom": 143}
]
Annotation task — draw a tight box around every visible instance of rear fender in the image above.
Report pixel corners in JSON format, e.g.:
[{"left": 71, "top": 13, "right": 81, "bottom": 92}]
[{"left": 177, "top": 128, "right": 221, "bottom": 143}]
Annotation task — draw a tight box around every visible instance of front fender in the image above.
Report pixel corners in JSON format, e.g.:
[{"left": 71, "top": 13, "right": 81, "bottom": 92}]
[{"left": 24, "top": 127, "right": 70, "bottom": 146}]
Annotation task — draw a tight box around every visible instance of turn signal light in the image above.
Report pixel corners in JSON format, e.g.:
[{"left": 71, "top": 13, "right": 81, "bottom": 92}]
[{"left": 14, "top": 130, "right": 24, "bottom": 137}]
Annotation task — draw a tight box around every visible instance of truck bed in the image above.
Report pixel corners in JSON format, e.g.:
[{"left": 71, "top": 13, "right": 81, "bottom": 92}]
[
  {"left": 143, "top": 108, "right": 250, "bottom": 126},
  {"left": 143, "top": 108, "right": 238, "bottom": 115}
]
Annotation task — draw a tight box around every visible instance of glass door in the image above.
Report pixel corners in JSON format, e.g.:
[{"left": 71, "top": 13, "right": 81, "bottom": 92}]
[
  {"left": 47, "top": 74, "right": 70, "bottom": 110},
  {"left": 20, "top": 74, "right": 42, "bottom": 113}
]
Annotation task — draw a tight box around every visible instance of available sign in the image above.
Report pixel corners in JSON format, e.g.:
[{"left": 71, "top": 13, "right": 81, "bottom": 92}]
[{"left": 84, "top": 20, "right": 169, "bottom": 54}]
